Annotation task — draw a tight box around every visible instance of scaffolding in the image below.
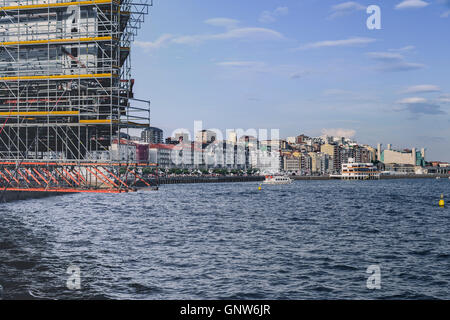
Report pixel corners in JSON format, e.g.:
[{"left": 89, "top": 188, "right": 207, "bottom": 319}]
[{"left": 0, "top": 0, "right": 155, "bottom": 194}]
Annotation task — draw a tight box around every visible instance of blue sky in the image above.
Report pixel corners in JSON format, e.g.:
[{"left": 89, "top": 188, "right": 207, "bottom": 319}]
[{"left": 131, "top": 0, "right": 450, "bottom": 161}]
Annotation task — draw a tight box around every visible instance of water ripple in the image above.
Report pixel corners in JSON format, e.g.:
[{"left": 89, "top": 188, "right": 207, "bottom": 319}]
[{"left": 0, "top": 179, "right": 449, "bottom": 299}]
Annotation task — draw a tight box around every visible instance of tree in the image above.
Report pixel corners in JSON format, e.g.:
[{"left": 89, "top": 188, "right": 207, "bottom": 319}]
[
  {"left": 169, "top": 168, "right": 183, "bottom": 175},
  {"left": 213, "top": 168, "right": 228, "bottom": 175},
  {"left": 142, "top": 167, "right": 155, "bottom": 175}
]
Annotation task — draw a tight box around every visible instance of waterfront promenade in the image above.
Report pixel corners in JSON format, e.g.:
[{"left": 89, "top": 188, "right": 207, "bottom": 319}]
[{"left": 147, "top": 173, "right": 450, "bottom": 185}]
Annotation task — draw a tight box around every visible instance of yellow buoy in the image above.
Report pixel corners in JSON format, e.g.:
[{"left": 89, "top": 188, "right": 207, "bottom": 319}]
[
  {"left": 258, "top": 184, "right": 262, "bottom": 191},
  {"left": 439, "top": 194, "right": 445, "bottom": 207}
]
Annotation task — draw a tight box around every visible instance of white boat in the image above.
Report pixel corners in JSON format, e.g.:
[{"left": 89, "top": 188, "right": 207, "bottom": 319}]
[{"left": 262, "top": 175, "right": 292, "bottom": 185}]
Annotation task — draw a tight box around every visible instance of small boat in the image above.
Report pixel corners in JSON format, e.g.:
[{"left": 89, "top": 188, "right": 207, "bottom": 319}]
[
  {"left": 436, "top": 176, "right": 441, "bottom": 180},
  {"left": 262, "top": 175, "right": 292, "bottom": 185}
]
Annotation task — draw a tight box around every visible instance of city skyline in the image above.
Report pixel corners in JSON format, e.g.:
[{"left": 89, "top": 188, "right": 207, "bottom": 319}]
[{"left": 131, "top": 0, "right": 450, "bottom": 161}]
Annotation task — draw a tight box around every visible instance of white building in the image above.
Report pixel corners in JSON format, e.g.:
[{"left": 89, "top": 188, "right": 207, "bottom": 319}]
[
  {"left": 286, "top": 136, "right": 296, "bottom": 144},
  {"left": 174, "top": 132, "right": 191, "bottom": 143},
  {"left": 110, "top": 141, "right": 136, "bottom": 162},
  {"left": 227, "top": 131, "right": 238, "bottom": 145},
  {"left": 250, "top": 149, "right": 280, "bottom": 174},
  {"left": 149, "top": 144, "right": 179, "bottom": 169},
  {"left": 195, "top": 130, "right": 217, "bottom": 144},
  {"left": 309, "top": 152, "right": 330, "bottom": 175},
  {"left": 283, "top": 156, "right": 301, "bottom": 174}
]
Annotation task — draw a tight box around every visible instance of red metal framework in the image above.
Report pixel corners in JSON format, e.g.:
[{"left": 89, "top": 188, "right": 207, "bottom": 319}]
[{"left": 0, "top": 161, "right": 156, "bottom": 195}]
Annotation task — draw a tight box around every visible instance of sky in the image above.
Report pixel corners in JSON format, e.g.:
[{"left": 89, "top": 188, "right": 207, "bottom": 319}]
[{"left": 130, "top": 0, "right": 450, "bottom": 161}]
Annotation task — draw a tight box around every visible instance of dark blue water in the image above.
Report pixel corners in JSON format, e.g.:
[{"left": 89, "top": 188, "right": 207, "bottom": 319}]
[{"left": 0, "top": 179, "right": 449, "bottom": 299}]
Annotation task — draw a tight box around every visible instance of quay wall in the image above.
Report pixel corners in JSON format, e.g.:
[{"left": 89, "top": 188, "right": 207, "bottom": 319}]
[
  {"left": 148, "top": 174, "right": 450, "bottom": 185},
  {"left": 1, "top": 191, "right": 64, "bottom": 203},
  {"left": 147, "top": 176, "right": 265, "bottom": 185},
  {"left": 380, "top": 174, "right": 450, "bottom": 179}
]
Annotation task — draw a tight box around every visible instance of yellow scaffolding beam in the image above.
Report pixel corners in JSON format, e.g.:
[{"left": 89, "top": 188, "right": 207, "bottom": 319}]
[
  {"left": 79, "top": 119, "right": 112, "bottom": 124},
  {"left": 0, "top": 111, "right": 79, "bottom": 116},
  {"left": 0, "top": 36, "right": 114, "bottom": 47},
  {"left": 0, "top": 73, "right": 114, "bottom": 81},
  {"left": 0, "top": 0, "right": 118, "bottom": 12},
  {"left": 79, "top": 120, "right": 150, "bottom": 126}
]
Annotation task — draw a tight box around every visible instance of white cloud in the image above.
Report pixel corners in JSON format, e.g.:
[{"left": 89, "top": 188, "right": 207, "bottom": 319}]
[
  {"left": 172, "top": 27, "right": 285, "bottom": 45},
  {"left": 395, "top": 0, "right": 430, "bottom": 10},
  {"left": 367, "top": 52, "right": 405, "bottom": 61},
  {"left": 401, "top": 85, "right": 441, "bottom": 94},
  {"left": 367, "top": 51, "right": 425, "bottom": 72},
  {"left": 259, "top": 7, "right": 289, "bottom": 23},
  {"left": 441, "top": 10, "right": 450, "bottom": 17},
  {"left": 216, "top": 61, "right": 266, "bottom": 68},
  {"left": 388, "top": 45, "right": 415, "bottom": 52},
  {"left": 329, "top": 2, "right": 366, "bottom": 19},
  {"left": 204, "top": 18, "right": 239, "bottom": 29},
  {"left": 297, "top": 37, "right": 376, "bottom": 50},
  {"left": 135, "top": 20, "right": 285, "bottom": 50},
  {"left": 135, "top": 34, "right": 173, "bottom": 50},
  {"left": 321, "top": 128, "right": 356, "bottom": 138},
  {"left": 438, "top": 94, "right": 450, "bottom": 103},
  {"left": 382, "top": 62, "right": 425, "bottom": 72},
  {"left": 398, "top": 97, "right": 428, "bottom": 104},
  {"left": 397, "top": 97, "right": 446, "bottom": 115}
]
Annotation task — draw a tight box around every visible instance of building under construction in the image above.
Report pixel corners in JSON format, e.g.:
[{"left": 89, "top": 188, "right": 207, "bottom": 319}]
[{"left": 0, "top": 0, "right": 154, "bottom": 194}]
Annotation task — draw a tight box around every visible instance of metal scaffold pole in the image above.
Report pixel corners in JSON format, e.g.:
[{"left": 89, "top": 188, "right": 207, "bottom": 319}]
[{"left": 0, "top": 0, "right": 155, "bottom": 194}]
